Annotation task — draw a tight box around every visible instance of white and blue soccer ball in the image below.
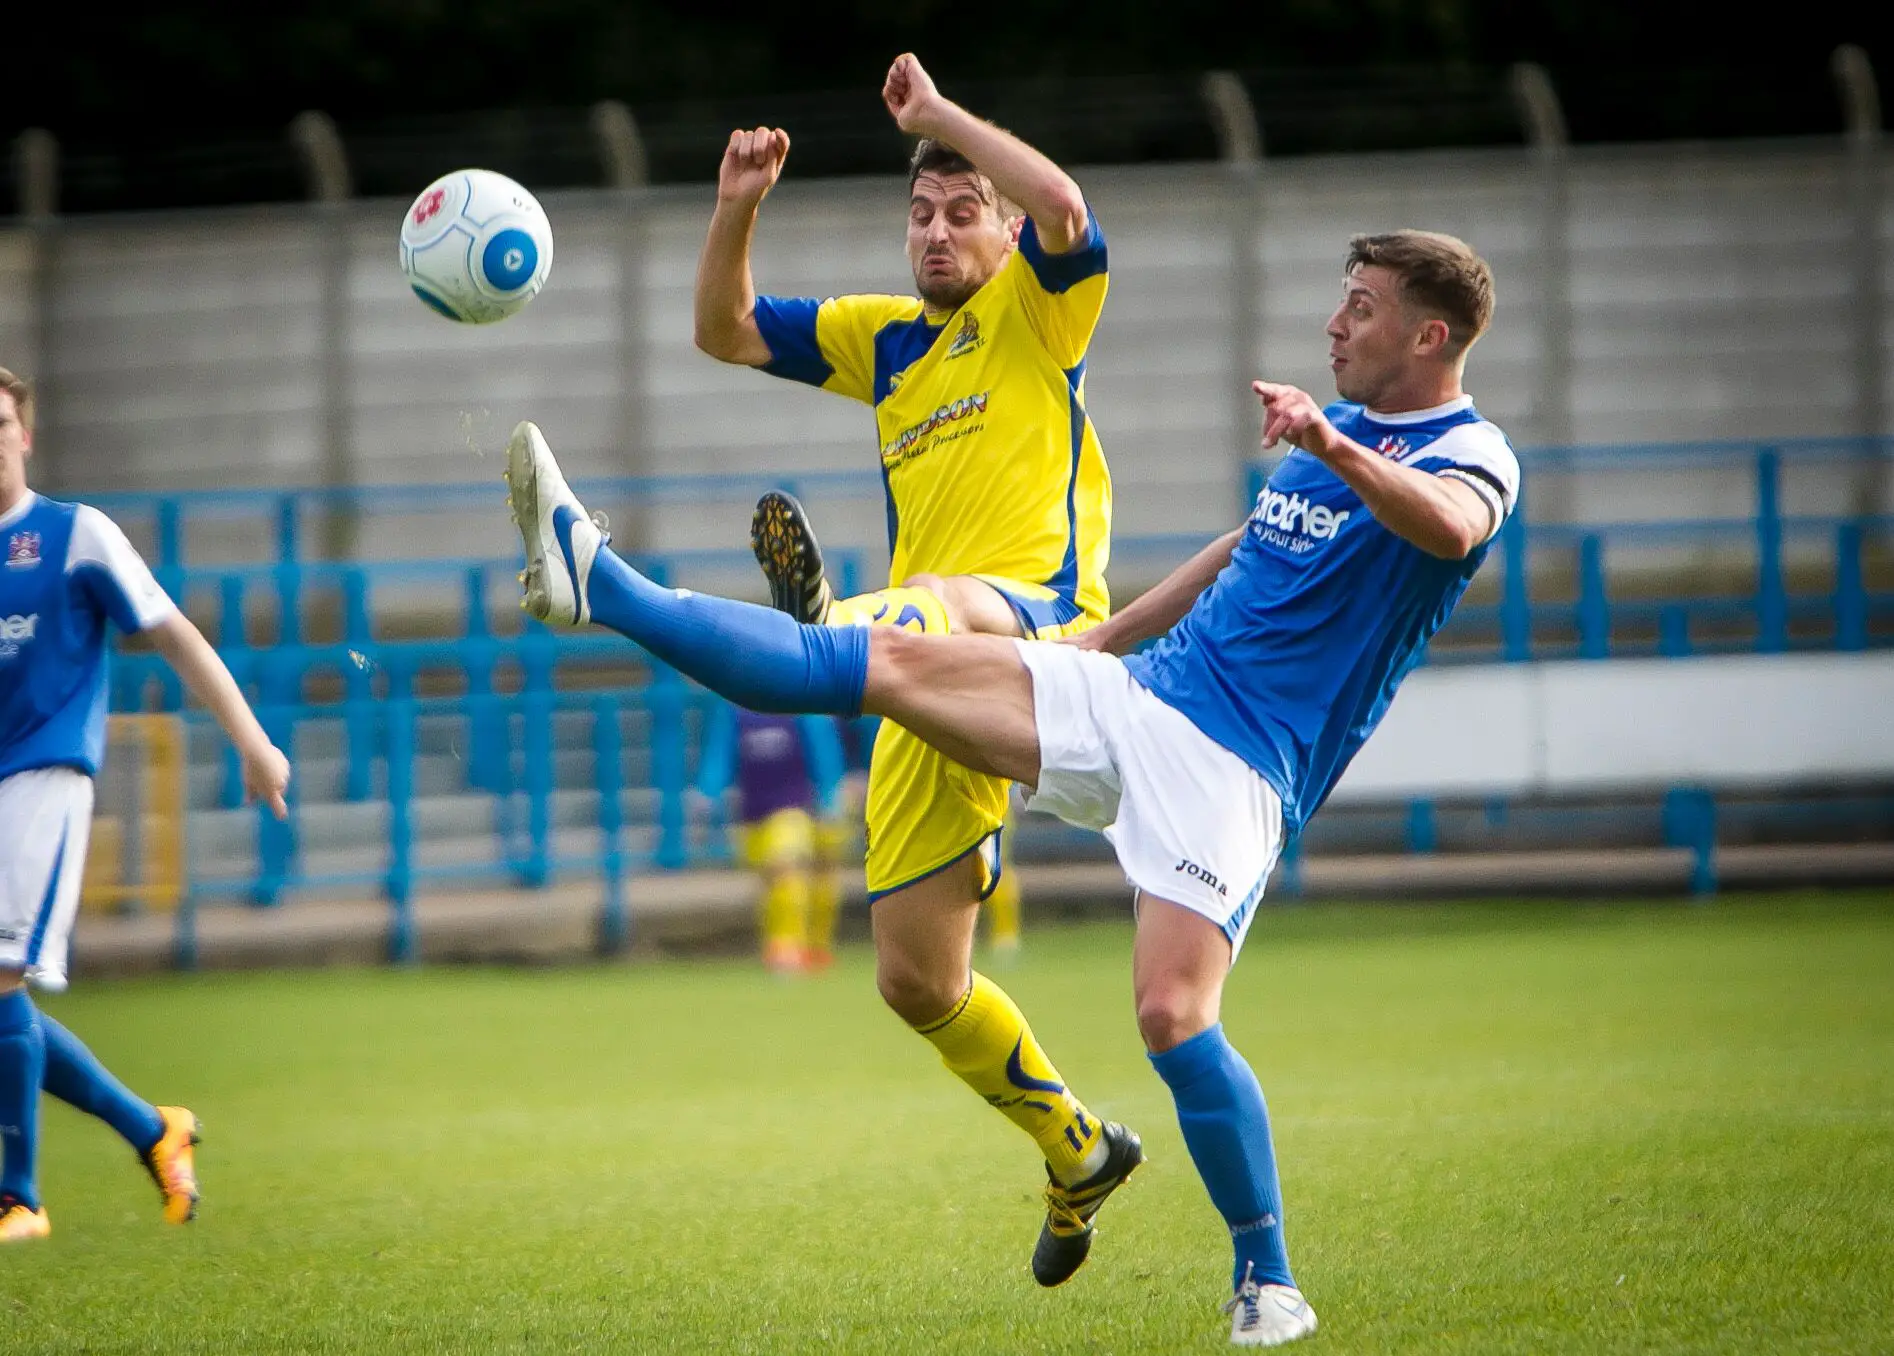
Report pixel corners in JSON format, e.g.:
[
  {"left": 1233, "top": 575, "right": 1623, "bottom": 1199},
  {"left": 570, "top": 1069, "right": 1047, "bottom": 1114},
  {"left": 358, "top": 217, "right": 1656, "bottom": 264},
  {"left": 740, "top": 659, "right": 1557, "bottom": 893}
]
[{"left": 399, "top": 169, "right": 554, "bottom": 323}]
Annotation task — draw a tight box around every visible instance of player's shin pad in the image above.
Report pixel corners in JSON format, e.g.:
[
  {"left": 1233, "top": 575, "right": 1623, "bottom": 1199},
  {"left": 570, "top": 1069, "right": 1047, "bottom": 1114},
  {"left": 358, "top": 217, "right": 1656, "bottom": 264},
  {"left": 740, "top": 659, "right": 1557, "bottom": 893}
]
[
  {"left": 827, "top": 586, "right": 951, "bottom": 635},
  {"left": 914, "top": 973, "right": 1105, "bottom": 1184}
]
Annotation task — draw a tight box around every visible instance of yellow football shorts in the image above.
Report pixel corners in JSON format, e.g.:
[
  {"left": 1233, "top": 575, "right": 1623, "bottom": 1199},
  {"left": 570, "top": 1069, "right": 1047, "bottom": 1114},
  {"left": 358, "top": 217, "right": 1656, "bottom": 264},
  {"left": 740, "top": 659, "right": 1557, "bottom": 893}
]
[{"left": 863, "top": 576, "right": 1099, "bottom": 901}]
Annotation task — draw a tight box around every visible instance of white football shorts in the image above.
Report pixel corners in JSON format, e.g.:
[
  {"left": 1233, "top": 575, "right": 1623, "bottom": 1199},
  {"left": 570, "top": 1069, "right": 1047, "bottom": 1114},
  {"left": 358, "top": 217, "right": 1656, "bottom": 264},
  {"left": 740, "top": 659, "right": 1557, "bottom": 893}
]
[
  {"left": 1013, "top": 642, "right": 1284, "bottom": 958},
  {"left": 0, "top": 767, "right": 95, "bottom": 992}
]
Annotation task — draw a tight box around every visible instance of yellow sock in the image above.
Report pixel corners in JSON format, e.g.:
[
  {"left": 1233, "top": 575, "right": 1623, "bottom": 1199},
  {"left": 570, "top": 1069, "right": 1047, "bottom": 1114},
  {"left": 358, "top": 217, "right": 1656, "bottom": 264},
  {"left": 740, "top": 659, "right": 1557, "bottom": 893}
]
[
  {"left": 914, "top": 973, "right": 1106, "bottom": 1183},
  {"left": 807, "top": 865, "right": 841, "bottom": 956},
  {"left": 827, "top": 586, "right": 951, "bottom": 635},
  {"left": 760, "top": 870, "right": 809, "bottom": 963},
  {"left": 986, "top": 868, "right": 1022, "bottom": 949}
]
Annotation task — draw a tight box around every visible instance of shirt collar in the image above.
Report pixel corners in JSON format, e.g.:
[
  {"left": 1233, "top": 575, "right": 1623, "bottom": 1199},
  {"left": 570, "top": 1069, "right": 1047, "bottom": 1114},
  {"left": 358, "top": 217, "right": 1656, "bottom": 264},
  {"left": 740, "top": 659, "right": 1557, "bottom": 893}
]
[
  {"left": 1361, "top": 394, "right": 1474, "bottom": 426},
  {"left": 0, "top": 491, "right": 37, "bottom": 531}
]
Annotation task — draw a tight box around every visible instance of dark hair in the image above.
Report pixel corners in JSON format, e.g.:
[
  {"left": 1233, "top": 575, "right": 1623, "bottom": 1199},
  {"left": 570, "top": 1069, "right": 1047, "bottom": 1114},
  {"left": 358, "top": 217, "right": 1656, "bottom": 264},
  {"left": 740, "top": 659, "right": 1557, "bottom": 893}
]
[
  {"left": 905, "top": 137, "right": 1017, "bottom": 216},
  {"left": 908, "top": 137, "right": 978, "bottom": 187},
  {"left": 1345, "top": 230, "right": 1495, "bottom": 356},
  {"left": 0, "top": 367, "right": 32, "bottom": 434}
]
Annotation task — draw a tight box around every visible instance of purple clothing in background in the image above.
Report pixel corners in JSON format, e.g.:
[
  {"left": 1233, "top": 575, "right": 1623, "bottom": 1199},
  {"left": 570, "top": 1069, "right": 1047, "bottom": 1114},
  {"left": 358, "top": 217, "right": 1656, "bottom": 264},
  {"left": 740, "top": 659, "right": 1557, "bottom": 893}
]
[{"left": 736, "top": 710, "right": 816, "bottom": 824}]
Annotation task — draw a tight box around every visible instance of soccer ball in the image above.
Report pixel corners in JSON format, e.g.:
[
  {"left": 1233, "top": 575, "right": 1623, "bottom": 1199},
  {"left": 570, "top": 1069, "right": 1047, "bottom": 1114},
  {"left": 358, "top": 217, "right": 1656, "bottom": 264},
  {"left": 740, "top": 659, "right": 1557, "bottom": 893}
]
[{"left": 400, "top": 169, "right": 554, "bottom": 323}]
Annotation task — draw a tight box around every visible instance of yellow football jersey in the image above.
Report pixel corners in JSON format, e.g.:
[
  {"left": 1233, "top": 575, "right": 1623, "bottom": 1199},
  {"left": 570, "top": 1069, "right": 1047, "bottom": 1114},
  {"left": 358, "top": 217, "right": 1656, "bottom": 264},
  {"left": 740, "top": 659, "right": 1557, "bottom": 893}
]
[{"left": 753, "top": 214, "right": 1113, "bottom": 628}]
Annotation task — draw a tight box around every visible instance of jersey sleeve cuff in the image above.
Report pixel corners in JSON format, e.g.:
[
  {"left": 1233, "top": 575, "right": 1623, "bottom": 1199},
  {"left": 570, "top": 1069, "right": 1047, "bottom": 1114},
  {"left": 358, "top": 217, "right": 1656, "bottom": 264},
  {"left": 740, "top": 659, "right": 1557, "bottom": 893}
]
[
  {"left": 1017, "top": 207, "right": 1107, "bottom": 294},
  {"left": 753, "top": 296, "right": 835, "bottom": 387}
]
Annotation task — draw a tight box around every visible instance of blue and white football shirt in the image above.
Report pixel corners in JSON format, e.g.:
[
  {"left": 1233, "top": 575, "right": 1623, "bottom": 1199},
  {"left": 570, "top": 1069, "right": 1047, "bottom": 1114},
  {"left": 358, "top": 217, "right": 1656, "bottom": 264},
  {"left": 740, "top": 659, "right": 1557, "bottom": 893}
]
[
  {"left": 1124, "top": 396, "right": 1519, "bottom": 835},
  {"left": 0, "top": 493, "right": 176, "bottom": 782}
]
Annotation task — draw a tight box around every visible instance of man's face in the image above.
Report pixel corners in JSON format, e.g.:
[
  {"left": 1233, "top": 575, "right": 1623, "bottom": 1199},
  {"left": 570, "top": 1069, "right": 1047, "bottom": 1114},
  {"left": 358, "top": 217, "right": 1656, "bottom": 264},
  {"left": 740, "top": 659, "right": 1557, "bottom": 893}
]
[
  {"left": 0, "top": 393, "right": 30, "bottom": 507},
  {"left": 1325, "top": 265, "right": 1436, "bottom": 407},
  {"left": 906, "top": 171, "right": 1016, "bottom": 311}
]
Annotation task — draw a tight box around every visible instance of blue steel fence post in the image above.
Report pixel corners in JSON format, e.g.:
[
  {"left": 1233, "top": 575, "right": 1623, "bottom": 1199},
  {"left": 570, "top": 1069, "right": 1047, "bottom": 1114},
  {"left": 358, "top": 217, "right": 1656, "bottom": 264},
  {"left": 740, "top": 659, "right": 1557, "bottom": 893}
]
[
  {"left": 462, "top": 567, "right": 506, "bottom": 793},
  {"left": 1659, "top": 604, "right": 1691, "bottom": 657},
  {"left": 1835, "top": 522, "right": 1867, "bottom": 651},
  {"left": 1577, "top": 533, "right": 1609, "bottom": 659},
  {"left": 1663, "top": 787, "right": 1718, "bottom": 898},
  {"left": 217, "top": 577, "right": 250, "bottom": 808},
  {"left": 343, "top": 570, "right": 374, "bottom": 802},
  {"left": 152, "top": 501, "right": 186, "bottom": 710},
  {"left": 156, "top": 498, "right": 183, "bottom": 577},
  {"left": 1755, "top": 449, "right": 1786, "bottom": 652},
  {"left": 650, "top": 669, "right": 689, "bottom": 870},
  {"left": 838, "top": 550, "right": 862, "bottom": 603},
  {"left": 594, "top": 693, "right": 630, "bottom": 954},
  {"left": 384, "top": 659, "right": 417, "bottom": 961},
  {"left": 275, "top": 495, "right": 303, "bottom": 647},
  {"left": 1501, "top": 512, "right": 1531, "bottom": 662},
  {"left": 520, "top": 628, "right": 555, "bottom": 889},
  {"left": 252, "top": 705, "right": 293, "bottom": 907},
  {"left": 1406, "top": 799, "right": 1438, "bottom": 854}
]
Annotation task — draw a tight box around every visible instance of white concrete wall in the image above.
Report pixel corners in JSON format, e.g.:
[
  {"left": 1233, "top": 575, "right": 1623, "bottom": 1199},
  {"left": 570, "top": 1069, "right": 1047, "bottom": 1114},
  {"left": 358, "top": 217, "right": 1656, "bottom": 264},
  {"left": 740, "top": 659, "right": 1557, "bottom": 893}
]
[
  {"left": 1335, "top": 650, "right": 1894, "bottom": 800},
  {"left": 5, "top": 140, "right": 1889, "bottom": 592}
]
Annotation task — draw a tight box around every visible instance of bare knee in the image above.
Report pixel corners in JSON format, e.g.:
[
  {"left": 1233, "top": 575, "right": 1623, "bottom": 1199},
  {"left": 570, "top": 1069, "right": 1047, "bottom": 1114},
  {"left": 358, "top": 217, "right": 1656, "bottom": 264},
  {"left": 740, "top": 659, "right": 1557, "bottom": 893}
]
[
  {"left": 865, "top": 626, "right": 932, "bottom": 706},
  {"left": 1135, "top": 978, "right": 1219, "bottom": 1054},
  {"left": 876, "top": 948, "right": 966, "bottom": 1027}
]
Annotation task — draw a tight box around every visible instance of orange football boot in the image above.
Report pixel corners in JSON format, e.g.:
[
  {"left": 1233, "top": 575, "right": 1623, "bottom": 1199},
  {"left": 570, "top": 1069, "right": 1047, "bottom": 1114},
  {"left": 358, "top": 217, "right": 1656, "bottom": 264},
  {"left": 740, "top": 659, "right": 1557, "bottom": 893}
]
[{"left": 142, "top": 1106, "right": 202, "bottom": 1224}]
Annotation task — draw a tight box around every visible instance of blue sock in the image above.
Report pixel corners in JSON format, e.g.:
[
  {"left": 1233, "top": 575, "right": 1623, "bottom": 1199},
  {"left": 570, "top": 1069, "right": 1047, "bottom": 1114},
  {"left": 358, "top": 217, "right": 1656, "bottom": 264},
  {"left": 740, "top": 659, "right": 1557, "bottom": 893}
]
[
  {"left": 39, "top": 1012, "right": 165, "bottom": 1154},
  {"left": 1149, "top": 1023, "right": 1295, "bottom": 1292},
  {"left": 584, "top": 541, "right": 871, "bottom": 715},
  {"left": 0, "top": 988, "right": 46, "bottom": 1209}
]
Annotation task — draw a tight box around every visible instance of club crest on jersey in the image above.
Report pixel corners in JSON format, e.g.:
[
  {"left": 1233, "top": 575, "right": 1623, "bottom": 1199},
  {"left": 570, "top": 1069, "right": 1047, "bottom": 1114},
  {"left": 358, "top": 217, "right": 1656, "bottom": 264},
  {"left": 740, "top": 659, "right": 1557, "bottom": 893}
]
[
  {"left": 5, "top": 531, "right": 40, "bottom": 569},
  {"left": 1374, "top": 434, "right": 1413, "bottom": 459},
  {"left": 944, "top": 311, "right": 985, "bottom": 359}
]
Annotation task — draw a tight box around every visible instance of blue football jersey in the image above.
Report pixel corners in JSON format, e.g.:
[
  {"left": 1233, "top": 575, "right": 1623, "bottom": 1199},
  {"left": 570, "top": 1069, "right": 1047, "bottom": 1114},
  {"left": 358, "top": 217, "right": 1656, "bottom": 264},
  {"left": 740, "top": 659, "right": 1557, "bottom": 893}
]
[
  {"left": 0, "top": 493, "right": 176, "bottom": 782},
  {"left": 1124, "top": 396, "right": 1519, "bottom": 835}
]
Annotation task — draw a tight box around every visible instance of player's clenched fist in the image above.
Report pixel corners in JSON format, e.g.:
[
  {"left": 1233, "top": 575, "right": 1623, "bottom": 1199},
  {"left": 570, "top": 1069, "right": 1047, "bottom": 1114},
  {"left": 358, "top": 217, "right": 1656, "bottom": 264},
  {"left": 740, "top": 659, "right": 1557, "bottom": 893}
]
[
  {"left": 883, "top": 53, "right": 946, "bottom": 136},
  {"left": 718, "top": 126, "right": 790, "bottom": 209},
  {"left": 1252, "top": 380, "right": 1340, "bottom": 458}
]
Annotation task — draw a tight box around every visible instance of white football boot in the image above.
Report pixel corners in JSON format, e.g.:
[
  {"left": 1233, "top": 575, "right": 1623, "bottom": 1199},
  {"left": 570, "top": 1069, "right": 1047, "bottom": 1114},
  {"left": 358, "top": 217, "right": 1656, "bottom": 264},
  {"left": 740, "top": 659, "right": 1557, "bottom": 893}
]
[
  {"left": 1224, "top": 1263, "right": 1318, "bottom": 1347},
  {"left": 504, "top": 420, "right": 606, "bottom": 626}
]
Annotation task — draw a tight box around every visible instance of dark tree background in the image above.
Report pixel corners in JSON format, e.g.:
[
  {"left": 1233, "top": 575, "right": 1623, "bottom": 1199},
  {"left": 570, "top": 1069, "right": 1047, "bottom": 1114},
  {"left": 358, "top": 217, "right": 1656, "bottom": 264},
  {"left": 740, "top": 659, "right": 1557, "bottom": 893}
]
[{"left": 6, "top": 1, "right": 1889, "bottom": 209}]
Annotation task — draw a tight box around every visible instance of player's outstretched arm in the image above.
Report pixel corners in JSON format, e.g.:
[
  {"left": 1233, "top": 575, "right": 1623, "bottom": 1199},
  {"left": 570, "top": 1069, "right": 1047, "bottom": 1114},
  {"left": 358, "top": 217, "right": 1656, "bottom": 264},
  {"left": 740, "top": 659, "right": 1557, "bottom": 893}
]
[
  {"left": 149, "top": 613, "right": 291, "bottom": 819},
  {"left": 1066, "top": 529, "right": 1241, "bottom": 655},
  {"left": 693, "top": 126, "right": 792, "bottom": 366},
  {"left": 883, "top": 54, "right": 1088, "bottom": 252},
  {"left": 1253, "top": 381, "right": 1497, "bottom": 559}
]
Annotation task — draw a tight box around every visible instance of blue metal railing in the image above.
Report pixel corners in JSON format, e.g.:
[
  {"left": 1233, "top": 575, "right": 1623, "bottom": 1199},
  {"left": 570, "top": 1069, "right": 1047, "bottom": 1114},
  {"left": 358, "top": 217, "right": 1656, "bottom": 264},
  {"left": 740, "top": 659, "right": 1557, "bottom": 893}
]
[{"left": 90, "top": 437, "right": 1892, "bottom": 931}]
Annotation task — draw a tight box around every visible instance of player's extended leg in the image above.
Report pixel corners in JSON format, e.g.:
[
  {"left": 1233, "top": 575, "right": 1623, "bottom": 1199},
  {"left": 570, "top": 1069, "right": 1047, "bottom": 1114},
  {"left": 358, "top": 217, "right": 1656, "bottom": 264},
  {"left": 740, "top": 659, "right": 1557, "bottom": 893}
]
[
  {"left": 751, "top": 490, "right": 1024, "bottom": 638},
  {"left": 1134, "top": 897, "right": 1315, "bottom": 1347},
  {"left": 38, "top": 1013, "right": 202, "bottom": 1223},
  {"left": 506, "top": 421, "right": 1028, "bottom": 764},
  {"left": 0, "top": 977, "right": 50, "bottom": 1240}
]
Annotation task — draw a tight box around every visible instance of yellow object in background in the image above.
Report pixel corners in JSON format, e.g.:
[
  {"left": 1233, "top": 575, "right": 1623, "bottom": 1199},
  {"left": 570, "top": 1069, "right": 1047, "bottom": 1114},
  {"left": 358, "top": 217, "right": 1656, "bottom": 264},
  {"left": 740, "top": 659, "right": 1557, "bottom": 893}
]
[{"left": 81, "top": 714, "right": 187, "bottom": 914}]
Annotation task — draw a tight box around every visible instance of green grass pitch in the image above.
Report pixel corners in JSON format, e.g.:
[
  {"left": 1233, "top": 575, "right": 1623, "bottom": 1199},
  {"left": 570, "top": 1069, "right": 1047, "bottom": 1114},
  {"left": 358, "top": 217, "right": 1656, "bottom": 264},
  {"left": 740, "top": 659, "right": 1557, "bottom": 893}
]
[{"left": 8, "top": 892, "right": 1893, "bottom": 1353}]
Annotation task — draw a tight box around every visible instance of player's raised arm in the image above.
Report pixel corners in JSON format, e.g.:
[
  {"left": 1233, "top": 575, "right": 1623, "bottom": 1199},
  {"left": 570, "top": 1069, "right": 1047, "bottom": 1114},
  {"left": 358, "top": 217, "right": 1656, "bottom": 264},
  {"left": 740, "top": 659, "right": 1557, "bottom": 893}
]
[
  {"left": 693, "top": 126, "right": 792, "bottom": 366},
  {"left": 148, "top": 613, "right": 291, "bottom": 818},
  {"left": 1068, "top": 529, "right": 1242, "bottom": 655},
  {"left": 1253, "top": 381, "right": 1499, "bottom": 560},
  {"left": 882, "top": 54, "right": 1088, "bottom": 252}
]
